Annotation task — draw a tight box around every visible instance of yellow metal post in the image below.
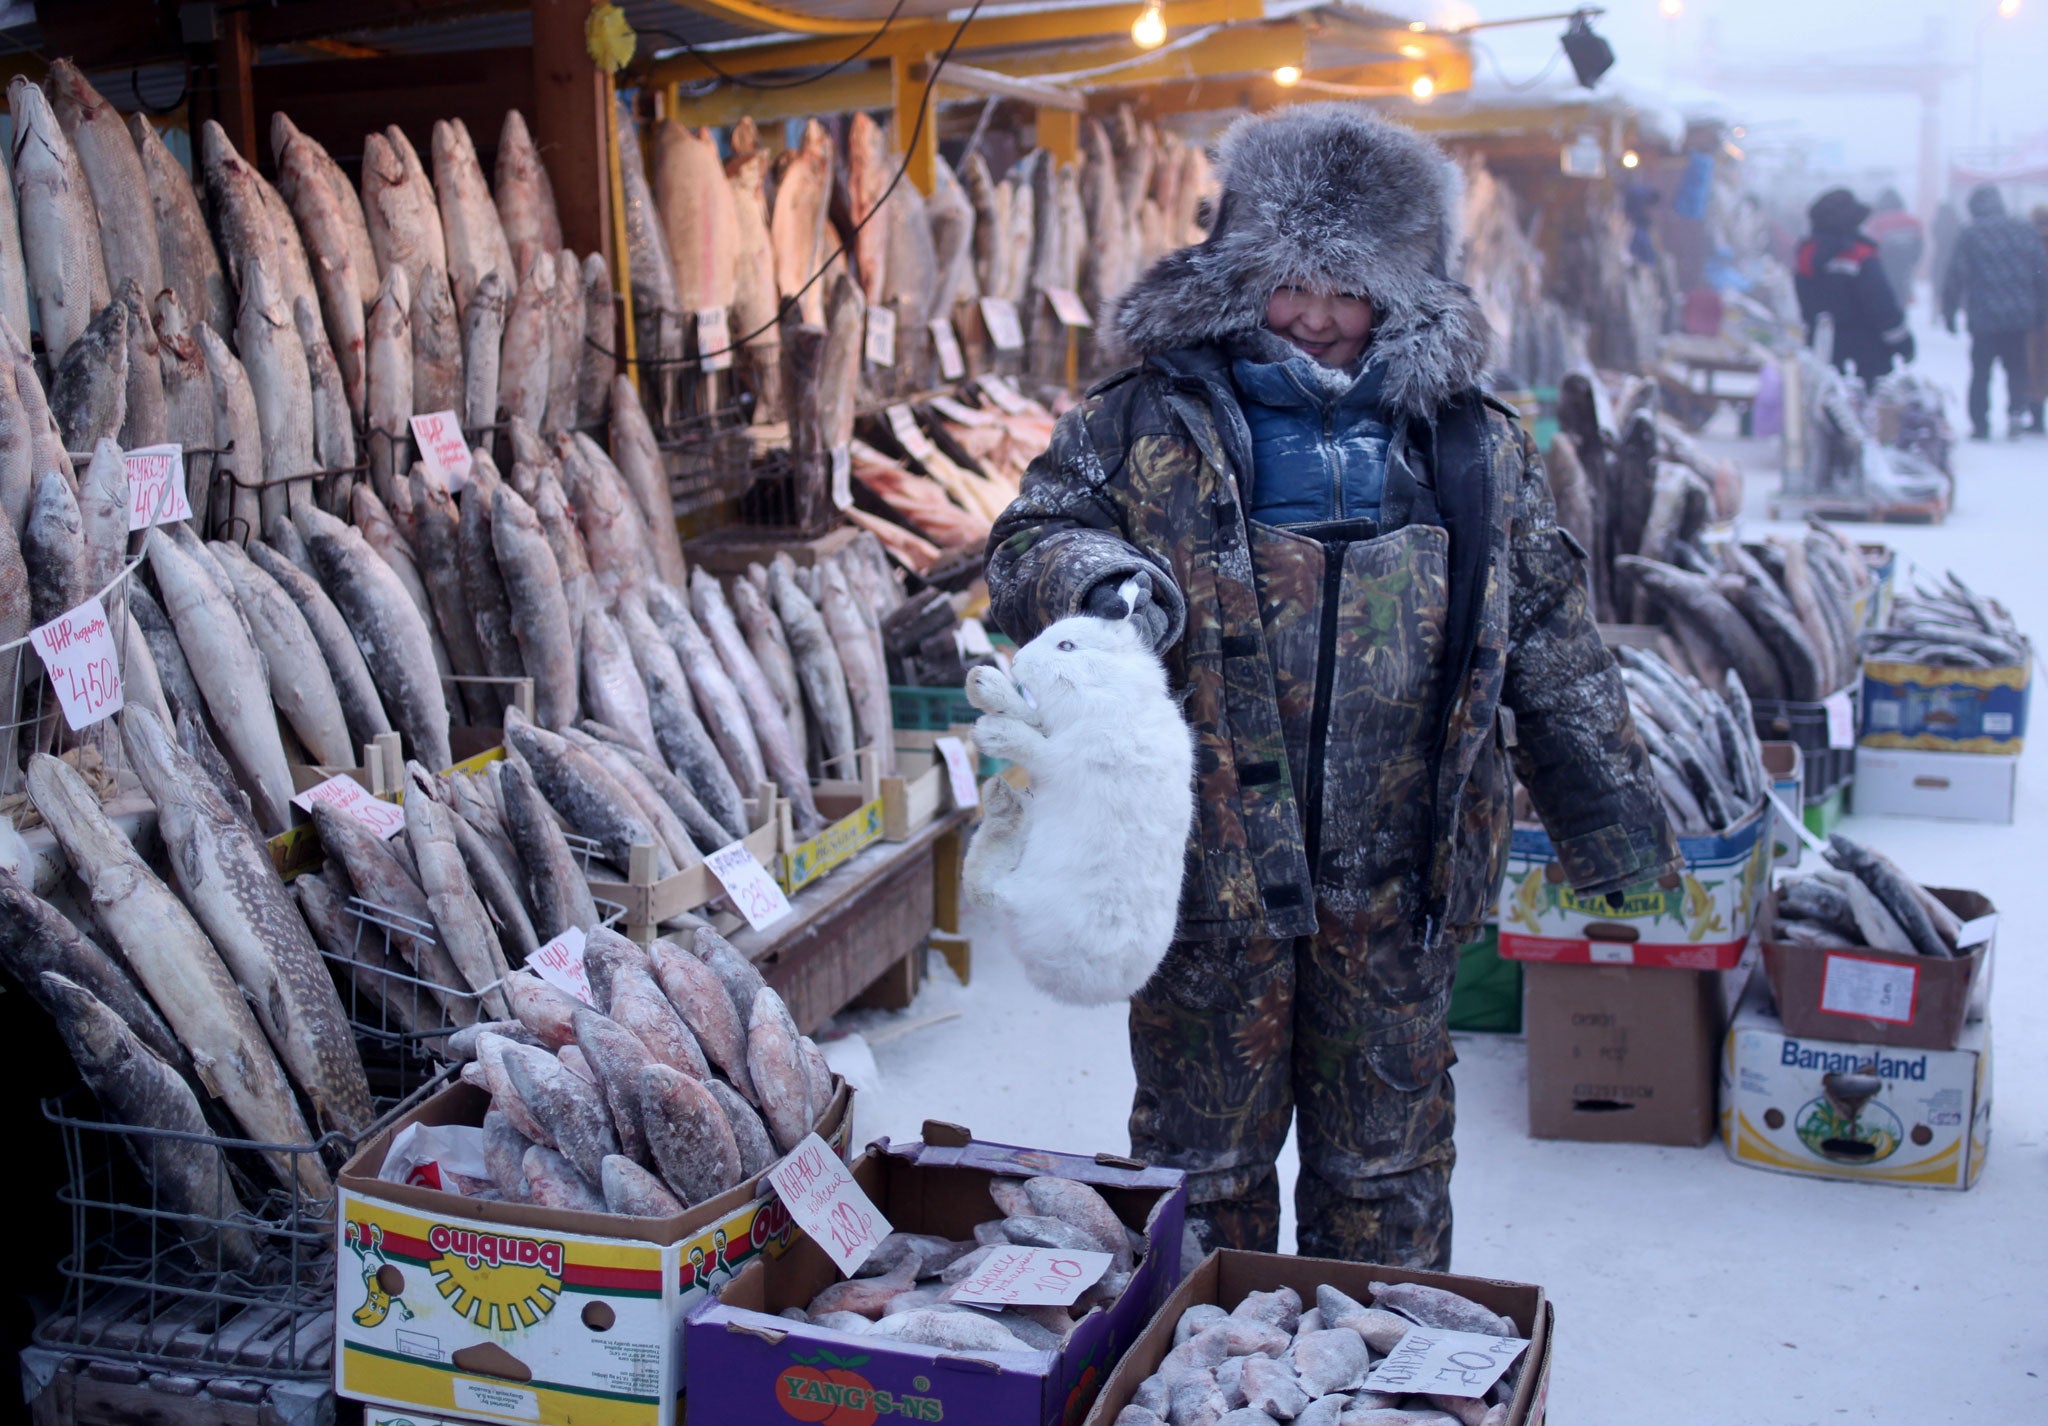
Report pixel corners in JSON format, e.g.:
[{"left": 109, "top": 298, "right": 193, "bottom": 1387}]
[
  {"left": 604, "top": 76, "right": 640, "bottom": 395},
  {"left": 1038, "top": 106, "right": 1079, "bottom": 163},
  {"left": 892, "top": 53, "right": 938, "bottom": 194}
]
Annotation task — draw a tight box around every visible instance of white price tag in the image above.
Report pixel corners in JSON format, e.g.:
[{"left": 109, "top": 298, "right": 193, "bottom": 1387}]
[
  {"left": 29, "top": 597, "right": 122, "bottom": 730},
  {"left": 865, "top": 305, "right": 897, "bottom": 368},
  {"left": 1819, "top": 952, "right": 1918, "bottom": 1025},
  {"left": 830, "top": 444, "right": 853, "bottom": 511},
  {"left": 696, "top": 306, "right": 733, "bottom": 373},
  {"left": 529, "top": 926, "right": 595, "bottom": 1005},
  {"left": 979, "top": 374, "right": 1030, "bottom": 413},
  {"left": 409, "top": 411, "right": 474, "bottom": 492},
  {"left": 958, "top": 617, "right": 994, "bottom": 656},
  {"left": 293, "top": 773, "right": 406, "bottom": 839},
  {"left": 1043, "top": 286, "right": 1093, "bottom": 329},
  {"left": 124, "top": 445, "right": 192, "bottom": 529},
  {"left": 930, "top": 395, "right": 990, "bottom": 426},
  {"left": 1587, "top": 941, "right": 1635, "bottom": 964},
  {"left": 1362, "top": 1326, "right": 1530, "bottom": 1400},
  {"left": 934, "top": 736, "right": 979, "bottom": 809},
  {"left": 929, "top": 318, "right": 965, "bottom": 379},
  {"left": 885, "top": 403, "right": 937, "bottom": 463},
  {"left": 1956, "top": 913, "right": 1998, "bottom": 950},
  {"left": 706, "top": 838, "right": 793, "bottom": 930},
  {"left": 766, "top": 1133, "right": 891, "bottom": 1276},
  {"left": 1824, "top": 689, "right": 1856, "bottom": 750},
  {"left": 979, "top": 297, "right": 1025, "bottom": 352},
  {"left": 948, "top": 1245, "right": 1111, "bottom": 1308}
]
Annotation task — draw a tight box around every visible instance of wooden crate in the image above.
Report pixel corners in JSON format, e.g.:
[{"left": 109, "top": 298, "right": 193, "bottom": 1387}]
[{"left": 587, "top": 785, "right": 784, "bottom": 944}]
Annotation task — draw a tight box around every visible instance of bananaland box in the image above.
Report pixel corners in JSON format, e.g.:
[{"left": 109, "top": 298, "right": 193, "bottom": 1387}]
[
  {"left": 1720, "top": 976, "right": 1990, "bottom": 1190},
  {"left": 335, "top": 1078, "right": 851, "bottom": 1426},
  {"left": 1498, "top": 799, "right": 1771, "bottom": 969}
]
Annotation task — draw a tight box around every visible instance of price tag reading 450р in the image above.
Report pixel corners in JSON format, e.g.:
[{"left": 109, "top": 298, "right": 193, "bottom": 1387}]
[{"left": 766, "top": 1134, "right": 891, "bottom": 1277}]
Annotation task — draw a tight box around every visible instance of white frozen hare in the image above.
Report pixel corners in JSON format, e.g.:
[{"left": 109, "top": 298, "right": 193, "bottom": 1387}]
[{"left": 962, "top": 587, "right": 1196, "bottom": 1005}]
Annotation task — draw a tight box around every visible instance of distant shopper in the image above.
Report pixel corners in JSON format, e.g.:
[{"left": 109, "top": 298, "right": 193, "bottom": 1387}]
[
  {"left": 1795, "top": 188, "right": 1913, "bottom": 387},
  {"left": 1930, "top": 199, "right": 1962, "bottom": 298},
  {"left": 2028, "top": 205, "right": 2048, "bottom": 434},
  {"left": 1865, "top": 188, "right": 1925, "bottom": 307},
  {"left": 1941, "top": 184, "right": 2048, "bottom": 438}
]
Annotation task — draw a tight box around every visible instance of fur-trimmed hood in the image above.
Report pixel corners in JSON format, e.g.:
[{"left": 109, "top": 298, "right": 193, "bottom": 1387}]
[{"left": 1104, "top": 103, "right": 1492, "bottom": 420}]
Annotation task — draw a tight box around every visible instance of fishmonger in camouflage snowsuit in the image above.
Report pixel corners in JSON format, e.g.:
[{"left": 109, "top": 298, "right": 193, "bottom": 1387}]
[{"left": 985, "top": 105, "right": 1678, "bottom": 1269}]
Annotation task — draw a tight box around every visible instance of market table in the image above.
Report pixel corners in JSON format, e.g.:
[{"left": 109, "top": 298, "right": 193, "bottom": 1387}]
[{"left": 732, "top": 805, "right": 974, "bottom": 1034}]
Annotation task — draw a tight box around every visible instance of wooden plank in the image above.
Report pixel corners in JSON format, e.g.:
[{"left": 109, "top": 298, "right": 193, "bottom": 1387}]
[
  {"left": 250, "top": 49, "right": 536, "bottom": 174},
  {"left": 851, "top": 948, "right": 922, "bottom": 1012},
  {"left": 531, "top": 0, "right": 613, "bottom": 260},
  {"left": 32, "top": 0, "right": 179, "bottom": 71},
  {"left": 214, "top": 6, "right": 261, "bottom": 165},
  {"left": 251, "top": 0, "right": 521, "bottom": 47}
]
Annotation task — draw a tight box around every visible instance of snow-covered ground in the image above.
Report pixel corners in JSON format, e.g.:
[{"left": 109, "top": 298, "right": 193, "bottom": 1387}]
[{"left": 822, "top": 316, "right": 2046, "bottom": 1426}]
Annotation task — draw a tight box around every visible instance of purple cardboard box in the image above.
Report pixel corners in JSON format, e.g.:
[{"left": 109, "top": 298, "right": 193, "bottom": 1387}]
[{"left": 683, "top": 1122, "right": 1186, "bottom": 1426}]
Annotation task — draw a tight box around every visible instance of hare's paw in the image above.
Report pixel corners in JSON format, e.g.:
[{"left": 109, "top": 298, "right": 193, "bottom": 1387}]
[
  {"left": 965, "top": 664, "right": 1029, "bottom": 718},
  {"left": 971, "top": 714, "right": 1043, "bottom": 765}
]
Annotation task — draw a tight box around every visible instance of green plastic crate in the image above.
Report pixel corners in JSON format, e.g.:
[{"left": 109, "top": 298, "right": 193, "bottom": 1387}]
[
  {"left": 1448, "top": 925, "right": 1521, "bottom": 1034},
  {"left": 1803, "top": 782, "right": 1848, "bottom": 838},
  {"left": 891, "top": 684, "right": 1005, "bottom": 777}
]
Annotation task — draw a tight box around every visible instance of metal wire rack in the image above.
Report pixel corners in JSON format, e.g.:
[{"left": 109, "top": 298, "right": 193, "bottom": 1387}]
[{"left": 0, "top": 555, "right": 144, "bottom": 805}]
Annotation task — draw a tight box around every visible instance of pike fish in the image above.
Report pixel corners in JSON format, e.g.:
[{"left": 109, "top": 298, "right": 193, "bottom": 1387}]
[
  {"left": 308, "top": 800, "right": 472, "bottom": 1017},
  {"left": 614, "top": 595, "right": 746, "bottom": 839},
  {"left": 504, "top": 708, "right": 676, "bottom": 875},
  {"left": 820, "top": 560, "right": 896, "bottom": 776},
  {"left": 10, "top": 76, "right": 109, "bottom": 366},
  {"left": 647, "top": 583, "right": 766, "bottom": 797}
]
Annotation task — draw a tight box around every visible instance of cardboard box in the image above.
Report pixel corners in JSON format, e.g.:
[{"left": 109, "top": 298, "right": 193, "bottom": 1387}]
[
  {"left": 1861, "top": 654, "right": 2031, "bottom": 754},
  {"left": 335, "top": 1078, "right": 852, "bottom": 1426},
  {"left": 1850, "top": 747, "right": 2018, "bottom": 824},
  {"left": 1762, "top": 741, "right": 1804, "bottom": 868},
  {"left": 1083, "top": 1250, "right": 1552, "bottom": 1426},
  {"left": 1720, "top": 975, "right": 1991, "bottom": 1190},
  {"left": 1498, "top": 799, "right": 1771, "bottom": 969},
  {"left": 684, "top": 1125, "right": 1187, "bottom": 1426},
  {"left": 1524, "top": 961, "right": 1736, "bottom": 1146},
  {"left": 1758, "top": 888, "right": 1994, "bottom": 1051}
]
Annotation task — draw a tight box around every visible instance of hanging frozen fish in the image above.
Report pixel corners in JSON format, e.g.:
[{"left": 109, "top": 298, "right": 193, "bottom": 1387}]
[
  {"left": 0, "top": 116, "right": 29, "bottom": 348},
  {"left": 236, "top": 262, "right": 315, "bottom": 532},
  {"left": 612, "top": 98, "right": 682, "bottom": 370},
  {"left": 578, "top": 254, "right": 615, "bottom": 428},
  {"left": 491, "top": 480, "right": 578, "bottom": 729},
  {"left": 117, "top": 281, "right": 167, "bottom": 449},
  {"left": 74, "top": 438, "right": 127, "bottom": 598},
  {"left": 725, "top": 149, "right": 782, "bottom": 419},
  {"left": 50, "top": 296, "right": 126, "bottom": 454},
  {"left": 405, "top": 763, "right": 515, "bottom": 1018},
  {"left": 927, "top": 157, "right": 979, "bottom": 319},
  {"left": 208, "top": 540, "right": 354, "bottom": 766},
  {"left": 276, "top": 127, "right": 369, "bottom": 422},
  {"left": 49, "top": 61, "right": 160, "bottom": 324},
  {"left": 10, "top": 76, "right": 110, "bottom": 367},
  {"left": 365, "top": 265, "right": 413, "bottom": 508},
  {"left": 770, "top": 119, "right": 834, "bottom": 327},
  {"left": 246, "top": 539, "right": 392, "bottom": 752},
  {"left": 543, "top": 247, "right": 583, "bottom": 433},
  {"left": 845, "top": 114, "right": 892, "bottom": 307},
  {"left": 654, "top": 121, "right": 739, "bottom": 319},
  {"left": 498, "top": 250, "right": 554, "bottom": 429},
  {"left": 433, "top": 117, "right": 515, "bottom": 317},
  {"left": 495, "top": 110, "right": 563, "bottom": 281},
  {"left": 462, "top": 269, "right": 507, "bottom": 433},
  {"left": 410, "top": 263, "right": 466, "bottom": 418}
]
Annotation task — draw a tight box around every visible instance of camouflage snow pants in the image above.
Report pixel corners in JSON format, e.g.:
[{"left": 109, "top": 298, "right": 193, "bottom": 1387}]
[{"left": 1128, "top": 904, "right": 1458, "bottom": 1271}]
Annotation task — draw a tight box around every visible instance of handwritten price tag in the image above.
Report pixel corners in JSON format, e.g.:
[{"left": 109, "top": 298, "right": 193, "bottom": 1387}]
[
  {"left": 1824, "top": 689, "right": 1856, "bottom": 750},
  {"left": 124, "top": 445, "right": 192, "bottom": 529},
  {"left": 979, "top": 297, "right": 1025, "bottom": 352},
  {"left": 292, "top": 773, "right": 405, "bottom": 839},
  {"left": 766, "top": 1133, "right": 890, "bottom": 1276},
  {"left": 930, "top": 394, "right": 989, "bottom": 427},
  {"left": 929, "top": 318, "right": 965, "bottom": 380},
  {"left": 29, "top": 597, "right": 122, "bottom": 730},
  {"left": 706, "top": 838, "right": 793, "bottom": 931},
  {"left": 529, "top": 926, "right": 595, "bottom": 1005},
  {"left": 696, "top": 306, "right": 733, "bottom": 373},
  {"left": 978, "top": 373, "right": 1030, "bottom": 414},
  {"left": 949, "top": 1245, "right": 1111, "bottom": 1308},
  {"left": 865, "top": 305, "right": 897, "bottom": 368},
  {"left": 1362, "top": 1326, "right": 1530, "bottom": 1400},
  {"left": 409, "top": 411, "right": 474, "bottom": 493},
  {"left": 830, "top": 445, "right": 853, "bottom": 512},
  {"left": 934, "top": 736, "right": 979, "bottom": 810},
  {"left": 886, "top": 403, "right": 937, "bottom": 463},
  {"left": 1820, "top": 952, "right": 1918, "bottom": 1024},
  {"left": 1043, "top": 286, "right": 1093, "bottom": 329}
]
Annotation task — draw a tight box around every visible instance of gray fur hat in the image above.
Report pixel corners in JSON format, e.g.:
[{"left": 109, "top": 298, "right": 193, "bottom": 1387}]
[{"left": 1105, "top": 102, "right": 1491, "bottom": 419}]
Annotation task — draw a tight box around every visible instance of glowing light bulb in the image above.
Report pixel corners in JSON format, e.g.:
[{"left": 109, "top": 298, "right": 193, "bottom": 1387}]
[
  {"left": 1408, "top": 19, "right": 1427, "bottom": 30},
  {"left": 1132, "top": 0, "right": 1167, "bottom": 48},
  {"left": 1273, "top": 65, "right": 1302, "bottom": 87},
  {"left": 1998, "top": 0, "right": 2020, "bottom": 17},
  {"left": 1410, "top": 73, "right": 1435, "bottom": 100},
  {"left": 1621, "top": 149, "right": 1641, "bottom": 168},
  {"left": 1659, "top": 0, "right": 1683, "bottom": 16},
  {"left": 1399, "top": 43, "right": 1426, "bottom": 58}
]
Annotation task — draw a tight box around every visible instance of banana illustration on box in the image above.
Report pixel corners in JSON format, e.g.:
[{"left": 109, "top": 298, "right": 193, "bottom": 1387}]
[{"left": 347, "top": 1221, "right": 415, "bottom": 1328}]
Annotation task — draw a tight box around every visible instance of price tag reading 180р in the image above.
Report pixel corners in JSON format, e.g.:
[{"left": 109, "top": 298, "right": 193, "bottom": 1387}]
[
  {"left": 1362, "top": 1326, "right": 1530, "bottom": 1400},
  {"left": 766, "top": 1133, "right": 891, "bottom": 1276}
]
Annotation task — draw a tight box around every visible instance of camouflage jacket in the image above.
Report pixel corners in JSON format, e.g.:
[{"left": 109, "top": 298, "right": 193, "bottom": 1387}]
[{"left": 986, "top": 345, "right": 1680, "bottom": 945}]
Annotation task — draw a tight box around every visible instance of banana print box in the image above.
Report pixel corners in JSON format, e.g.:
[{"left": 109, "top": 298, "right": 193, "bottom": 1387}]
[
  {"left": 1860, "top": 656, "right": 2031, "bottom": 754},
  {"left": 1719, "top": 976, "right": 1990, "bottom": 1190},
  {"left": 335, "top": 1079, "right": 853, "bottom": 1426},
  {"left": 1498, "top": 799, "right": 1771, "bottom": 970}
]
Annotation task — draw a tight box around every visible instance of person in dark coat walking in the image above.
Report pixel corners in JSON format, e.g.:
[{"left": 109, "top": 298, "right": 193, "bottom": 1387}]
[
  {"left": 985, "top": 105, "right": 1678, "bottom": 1270},
  {"left": 1795, "top": 188, "right": 1913, "bottom": 387},
  {"left": 1942, "top": 184, "right": 2048, "bottom": 438}
]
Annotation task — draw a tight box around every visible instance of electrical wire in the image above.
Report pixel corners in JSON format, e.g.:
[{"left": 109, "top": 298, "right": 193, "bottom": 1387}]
[
  {"left": 605, "top": 0, "right": 992, "bottom": 368},
  {"left": 1470, "top": 37, "right": 1566, "bottom": 93},
  {"left": 641, "top": 0, "right": 909, "bottom": 93}
]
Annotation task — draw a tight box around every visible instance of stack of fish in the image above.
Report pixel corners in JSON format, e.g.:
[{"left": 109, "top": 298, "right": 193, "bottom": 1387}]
[
  {"left": 1772, "top": 835, "right": 1964, "bottom": 960},
  {"left": 1609, "top": 520, "right": 1874, "bottom": 704},
  {"left": 782, "top": 1175, "right": 1144, "bottom": 1354},
  {"left": 846, "top": 386, "right": 1055, "bottom": 560},
  {"left": 1460, "top": 159, "right": 1581, "bottom": 392},
  {"left": 1115, "top": 1281, "right": 1523, "bottom": 1426},
  {"left": 449, "top": 924, "right": 835, "bottom": 1215},
  {"left": 1613, "top": 646, "right": 1767, "bottom": 835},
  {"left": 1863, "top": 572, "right": 2026, "bottom": 669}
]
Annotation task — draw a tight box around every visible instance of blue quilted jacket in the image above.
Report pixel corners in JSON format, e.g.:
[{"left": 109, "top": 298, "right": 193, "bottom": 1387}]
[{"left": 1232, "top": 352, "right": 1393, "bottom": 527}]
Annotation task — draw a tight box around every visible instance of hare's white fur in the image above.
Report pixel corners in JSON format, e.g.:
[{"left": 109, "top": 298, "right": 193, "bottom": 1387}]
[{"left": 961, "top": 601, "right": 1195, "bottom": 1004}]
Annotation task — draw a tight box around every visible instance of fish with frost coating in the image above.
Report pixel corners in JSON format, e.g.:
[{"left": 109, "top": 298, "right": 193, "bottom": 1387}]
[
  {"left": 544, "top": 246, "right": 583, "bottom": 433},
  {"left": 299, "top": 504, "right": 453, "bottom": 771},
  {"left": 365, "top": 265, "right": 413, "bottom": 512},
  {"left": 246, "top": 540, "right": 391, "bottom": 751},
  {"left": 308, "top": 801, "right": 472, "bottom": 1019},
  {"left": 275, "top": 127, "right": 369, "bottom": 422},
  {"left": 0, "top": 864, "right": 187, "bottom": 1073},
  {"left": 50, "top": 298, "right": 126, "bottom": 452},
  {"left": 198, "top": 121, "right": 277, "bottom": 308},
  {"left": 648, "top": 937, "right": 753, "bottom": 1097},
  {"left": 252, "top": 170, "right": 321, "bottom": 335},
  {"left": 654, "top": 122, "right": 738, "bottom": 315},
  {"left": 725, "top": 150, "right": 783, "bottom": 419},
  {"left": 129, "top": 582, "right": 202, "bottom": 726},
  {"left": 0, "top": 122, "right": 29, "bottom": 346},
  {"left": 0, "top": 342, "right": 33, "bottom": 536},
  {"left": 578, "top": 255, "right": 615, "bottom": 427},
  {"left": 208, "top": 541, "right": 353, "bottom": 765},
  {"left": 708, "top": 1078, "right": 776, "bottom": 1174},
  {"left": 731, "top": 574, "right": 806, "bottom": 755},
  {"left": 449, "top": 806, "right": 539, "bottom": 962},
  {"left": 153, "top": 293, "right": 214, "bottom": 516},
  {"left": 295, "top": 297, "right": 355, "bottom": 499},
  {"left": 10, "top": 77, "right": 109, "bottom": 367},
  {"left": 573, "top": 1005, "right": 655, "bottom": 1164},
  {"left": 125, "top": 706, "right": 373, "bottom": 1133},
  {"left": 819, "top": 560, "right": 896, "bottom": 776},
  {"left": 492, "top": 481, "right": 578, "bottom": 728},
  {"left": 130, "top": 115, "right": 227, "bottom": 338},
  {"left": 404, "top": 763, "right": 514, "bottom": 1017},
  {"left": 432, "top": 117, "right": 514, "bottom": 317},
  {"left": 27, "top": 752, "right": 327, "bottom": 1192},
  {"left": 0, "top": 515, "right": 23, "bottom": 772},
  {"left": 363, "top": 127, "right": 447, "bottom": 297},
  {"left": 504, "top": 707, "right": 676, "bottom": 874},
  {"left": 693, "top": 925, "right": 767, "bottom": 1026},
  {"left": 24, "top": 470, "right": 84, "bottom": 631},
  {"left": 117, "top": 281, "right": 167, "bottom": 448},
  {"left": 561, "top": 725, "right": 701, "bottom": 871},
  {"left": 604, "top": 1155, "right": 685, "bottom": 1217},
  {"left": 1, "top": 316, "right": 72, "bottom": 489},
  {"left": 495, "top": 110, "right": 563, "bottom": 281},
  {"left": 648, "top": 584, "right": 766, "bottom": 796},
  {"left": 611, "top": 99, "right": 682, "bottom": 382},
  {"left": 532, "top": 468, "right": 595, "bottom": 635},
  {"left": 459, "top": 461, "right": 524, "bottom": 712},
  {"left": 523, "top": 1144, "right": 604, "bottom": 1210},
  {"left": 273, "top": 113, "right": 379, "bottom": 305},
  {"left": 498, "top": 251, "right": 554, "bottom": 428},
  {"left": 580, "top": 604, "right": 662, "bottom": 760},
  {"left": 583, "top": 717, "right": 733, "bottom": 854},
  {"left": 692, "top": 570, "right": 822, "bottom": 835},
  {"left": 641, "top": 1064, "right": 741, "bottom": 1205},
  {"left": 195, "top": 323, "right": 264, "bottom": 545},
  {"left": 410, "top": 264, "right": 465, "bottom": 417},
  {"left": 462, "top": 270, "right": 507, "bottom": 431},
  {"left": 1824, "top": 835, "right": 1951, "bottom": 959},
  {"left": 236, "top": 263, "right": 315, "bottom": 531},
  {"left": 297, "top": 868, "right": 437, "bottom": 1039},
  {"left": 568, "top": 432, "right": 661, "bottom": 591},
  {"left": 606, "top": 378, "right": 688, "bottom": 585},
  {"left": 42, "top": 972, "right": 257, "bottom": 1269},
  {"left": 408, "top": 465, "right": 489, "bottom": 721},
  {"left": 616, "top": 596, "right": 746, "bottom": 838},
  {"left": 746, "top": 985, "right": 812, "bottom": 1152},
  {"left": 500, "top": 753, "right": 600, "bottom": 939},
  {"left": 504, "top": 1048, "right": 617, "bottom": 1187},
  {"left": 75, "top": 438, "right": 128, "bottom": 599}
]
